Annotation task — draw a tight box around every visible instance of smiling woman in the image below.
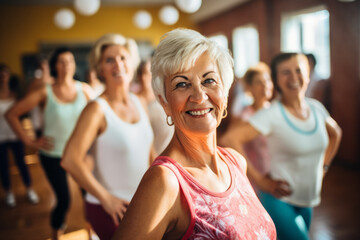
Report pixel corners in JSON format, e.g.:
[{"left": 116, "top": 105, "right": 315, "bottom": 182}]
[
  {"left": 220, "top": 52, "right": 342, "bottom": 240},
  {"left": 159, "top": 52, "right": 225, "bottom": 135},
  {"left": 61, "top": 34, "right": 155, "bottom": 240},
  {"left": 112, "top": 28, "right": 277, "bottom": 240}
]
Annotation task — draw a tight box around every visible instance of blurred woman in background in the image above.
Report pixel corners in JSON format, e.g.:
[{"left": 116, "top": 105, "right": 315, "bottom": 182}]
[
  {"left": 5, "top": 47, "right": 93, "bottom": 240},
  {"left": 220, "top": 52, "right": 342, "bottom": 240},
  {"left": 85, "top": 68, "right": 104, "bottom": 98},
  {"left": 133, "top": 59, "right": 174, "bottom": 154},
  {"left": 0, "top": 64, "right": 38, "bottom": 208},
  {"left": 223, "top": 63, "right": 273, "bottom": 190},
  {"left": 27, "top": 58, "right": 54, "bottom": 138},
  {"left": 62, "top": 33, "right": 154, "bottom": 240}
]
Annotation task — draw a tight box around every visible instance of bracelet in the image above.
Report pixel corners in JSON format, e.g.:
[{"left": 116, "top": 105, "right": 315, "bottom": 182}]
[{"left": 323, "top": 164, "right": 330, "bottom": 172}]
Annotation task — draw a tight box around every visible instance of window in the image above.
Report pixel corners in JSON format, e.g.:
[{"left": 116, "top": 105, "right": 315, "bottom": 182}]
[
  {"left": 209, "top": 34, "right": 228, "bottom": 50},
  {"left": 232, "top": 24, "right": 260, "bottom": 78},
  {"left": 281, "top": 6, "right": 330, "bottom": 79}
]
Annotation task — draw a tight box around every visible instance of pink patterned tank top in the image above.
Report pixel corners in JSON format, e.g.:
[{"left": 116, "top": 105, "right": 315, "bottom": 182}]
[{"left": 151, "top": 147, "right": 276, "bottom": 240}]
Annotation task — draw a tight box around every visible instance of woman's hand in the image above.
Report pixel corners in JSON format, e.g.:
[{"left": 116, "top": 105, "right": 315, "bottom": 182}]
[
  {"left": 101, "top": 194, "right": 130, "bottom": 226},
  {"left": 26, "top": 136, "right": 53, "bottom": 151},
  {"left": 258, "top": 174, "right": 292, "bottom": 198}
]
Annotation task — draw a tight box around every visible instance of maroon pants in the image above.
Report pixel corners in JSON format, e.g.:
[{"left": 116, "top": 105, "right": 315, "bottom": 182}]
[{"left": 85, "top": 201, "right": 118, "bottom": 240}]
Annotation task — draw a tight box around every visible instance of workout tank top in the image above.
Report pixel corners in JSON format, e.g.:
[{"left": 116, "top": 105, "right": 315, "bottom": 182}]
[
  {"left": 41, "top": 82, "right": 87, "bottom": 157},
  {"left": 86, "top": 94, "right": 154, "bottom": 204},
  {"left": 152, "top": 147, "right": 276, "bottom": 240}
]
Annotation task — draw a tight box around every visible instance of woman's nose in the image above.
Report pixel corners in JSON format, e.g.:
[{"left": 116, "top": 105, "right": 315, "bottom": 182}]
[
  {"left": 290, "top": 70, "right": 301, "bottom": 81},
  {"left": 190, "top": 85, "right": 208, "bottom": 103},
  {"left": 114, "top": 58, "right": 124, "bottom": 69}
]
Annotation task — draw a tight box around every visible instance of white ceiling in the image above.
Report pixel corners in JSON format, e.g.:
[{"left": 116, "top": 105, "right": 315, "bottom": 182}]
[{"left": 0, "top": 0, "right": 250, "bottom": 22}]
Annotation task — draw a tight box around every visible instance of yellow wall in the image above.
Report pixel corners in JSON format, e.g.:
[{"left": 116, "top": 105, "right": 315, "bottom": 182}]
[{"left": 0, "top": 5, "right": 196, "bottom": 75}]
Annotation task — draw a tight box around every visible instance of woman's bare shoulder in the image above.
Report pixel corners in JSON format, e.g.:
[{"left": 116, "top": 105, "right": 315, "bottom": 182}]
[
  {"left": 114, "top": 164, "right": 182, "bottom": 239},
  {"left": 143, "top": 164, "right": 180, "bottom": 193}
]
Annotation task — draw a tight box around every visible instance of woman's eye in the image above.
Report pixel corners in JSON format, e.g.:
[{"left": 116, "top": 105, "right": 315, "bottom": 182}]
[
  {"left": 175, "top": 82, "right": 188, "bottom": 88},
  {"left": 204, "top": 78, "right": 215, "bottom": 84},
  {"left": 106, "top": 58, "right": 115, "bottom": 63},
  {"left": 281, "top": 70, "right": 290, "bottom": 76}
]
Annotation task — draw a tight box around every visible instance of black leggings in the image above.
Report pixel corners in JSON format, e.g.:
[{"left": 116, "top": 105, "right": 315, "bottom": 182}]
[
  {"left": 0, "top": 140, "right": 31, "bottom": 191},
  {"left": 39, "top": 154, "right": 70, "bottom": 230}
]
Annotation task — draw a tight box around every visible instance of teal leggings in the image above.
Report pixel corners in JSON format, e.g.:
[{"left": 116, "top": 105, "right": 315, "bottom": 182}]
[{"left": 259, "top": 192, "right": 313, "bottom": 240}]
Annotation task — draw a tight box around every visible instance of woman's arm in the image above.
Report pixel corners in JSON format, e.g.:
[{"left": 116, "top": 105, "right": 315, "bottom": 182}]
[
  {"left": 61, "top": 101, "right": 128, "bottom": 225},
  {"left": 113, "top": 165, "right": 187, "bottom": 240},
  {"left": 226, "top": 147, "right": 292, "bottom": 198},
  {"left": 219, "top": 121, "right": 261, "bottom": 155},
  {"left": 322, "top": 116, "right": 342, "bottom": 175},
  {"left": 5, "top": 86, "right": 49, "bottom": 150}
]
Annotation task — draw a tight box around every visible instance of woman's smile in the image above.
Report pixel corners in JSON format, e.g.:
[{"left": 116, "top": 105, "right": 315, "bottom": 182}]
[{"left": 186, "top": 108, "right": 213, "bottom": 117}]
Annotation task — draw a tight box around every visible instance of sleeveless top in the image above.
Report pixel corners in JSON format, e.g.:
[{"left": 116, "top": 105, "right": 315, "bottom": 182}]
[
  {"left": 0, "top": 98, "right": 17, "bottom": 142},
  {"left": 41, "top": 82, "right": 87, "bottom": 157},
  {"left": 85, "top": 94, "right": 154, "bottom": 204},
  {"left": 152, "top": 147, "right": 276, "bottom": 240}
]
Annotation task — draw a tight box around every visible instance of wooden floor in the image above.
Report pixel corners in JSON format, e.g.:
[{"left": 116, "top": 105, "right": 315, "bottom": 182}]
[{"left": 0, "top": 154, "right": 359, "bottom": 240}]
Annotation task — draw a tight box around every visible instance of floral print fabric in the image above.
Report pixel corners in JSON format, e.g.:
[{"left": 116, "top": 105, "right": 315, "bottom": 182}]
[{"left": 152, "top": 147, "right": 276, "bottom": 240}]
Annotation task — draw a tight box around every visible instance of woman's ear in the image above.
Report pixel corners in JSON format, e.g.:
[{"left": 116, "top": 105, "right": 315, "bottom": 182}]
[{"left": 158, "top": 95, "right": 171, "bottom": 116}]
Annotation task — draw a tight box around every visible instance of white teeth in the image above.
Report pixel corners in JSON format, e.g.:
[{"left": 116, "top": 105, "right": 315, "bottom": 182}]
[
  {"left": 288, "top": 83, "right": 300, "bottom": 88},
  {"left": 188, "top": 109, "right": 211, "bottom": 116},
  {"left": 114, "top": 72, "right": 124, "bottom": 77}
]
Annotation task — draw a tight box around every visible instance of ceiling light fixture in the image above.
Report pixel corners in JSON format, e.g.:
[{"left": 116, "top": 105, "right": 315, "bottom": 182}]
[
  {"left": 133, "top": 10, "right": 152, "bottom": 29},
  {"left": 175, "top": 0, "right": 202, "bottom": 14},
  {"left": 159, "top": 5, "right": 179, "bottom": 25},
  {"left": 54, "top": 8, "right": 75, "bottom": 30},
  {"left": 74, "top": 0, "right": 100, "bottom": 16}
]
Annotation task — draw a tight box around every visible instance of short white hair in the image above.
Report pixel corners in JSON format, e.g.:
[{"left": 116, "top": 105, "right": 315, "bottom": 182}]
[
  {"left": 151, "top": 28, "right": 234, "bottom": 103},
  {"left": 89, "top": 33, "right": 140, "bottom": 80}
]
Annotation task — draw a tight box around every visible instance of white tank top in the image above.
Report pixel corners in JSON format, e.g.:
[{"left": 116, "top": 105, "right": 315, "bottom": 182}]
[
  {"left": 86, "top": 94, "right": 154, "bottom": 204},
  {"left": 0, "top": 98, "right": 17, "bottom": 142}
]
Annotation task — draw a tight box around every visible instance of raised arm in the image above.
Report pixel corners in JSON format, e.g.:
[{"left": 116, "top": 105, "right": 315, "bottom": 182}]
[
  {"left": 322, "top": 116, "right": 342, "bottom": 175},
  {"left": 112, "top": 165, "right": 187, "bottom": 240},
  {"left": 5, "top": 86, "right": 49, "bottom": 150}
]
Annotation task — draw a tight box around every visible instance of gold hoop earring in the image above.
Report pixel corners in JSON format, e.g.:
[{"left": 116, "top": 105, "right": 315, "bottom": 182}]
[
  {"left": 166, "top": 115, "right": 174, "bottom": 126},
  {"left": 222, "top": 108, "right": 228, "bottom": 119}
]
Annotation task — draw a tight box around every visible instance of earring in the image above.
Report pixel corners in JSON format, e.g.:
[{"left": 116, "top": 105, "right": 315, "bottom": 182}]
[
  {"left": 166, "top": 115, "right": 174, "bottom": 126},
  {"left": 222, "top": 108, "right": 228, "bottom": 119}
]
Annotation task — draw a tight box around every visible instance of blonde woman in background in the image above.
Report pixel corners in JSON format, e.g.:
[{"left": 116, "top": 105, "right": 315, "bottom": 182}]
[{"left": 62, "top": 34, "right": 155, "bottom": 240}]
